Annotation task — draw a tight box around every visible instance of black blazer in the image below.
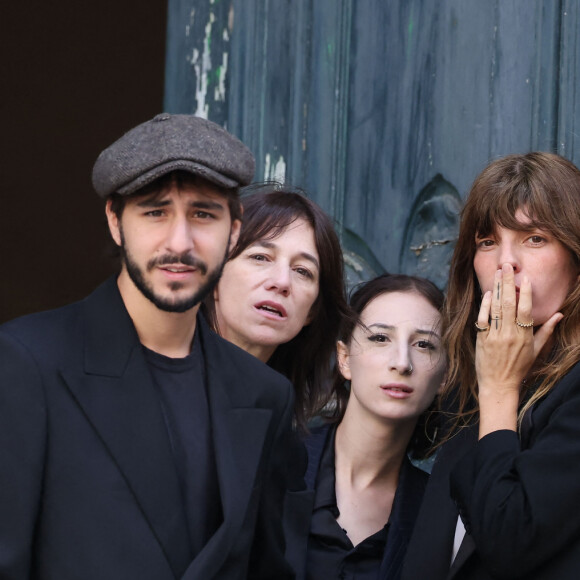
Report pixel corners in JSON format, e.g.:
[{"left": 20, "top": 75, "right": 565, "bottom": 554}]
[
  {"left": 401, "top": 361, "right": 580, "bottom": 580},
  {"left": 284, "top": 424, "right": 428, "bottom": 580},
  {"left": 0, "top": 277, "right": 298, "bottom": 580}
]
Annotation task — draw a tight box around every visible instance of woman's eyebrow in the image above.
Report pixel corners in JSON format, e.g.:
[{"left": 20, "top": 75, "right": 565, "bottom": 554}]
[
  {"left": 365, "top": 322, "right": 440, "bottom": 339},
  {"left": 365, "top": 323, "right": 394, "bottom": 331},
  {"left": 416, "top": 329, "right": 441, "bottom": 339}
]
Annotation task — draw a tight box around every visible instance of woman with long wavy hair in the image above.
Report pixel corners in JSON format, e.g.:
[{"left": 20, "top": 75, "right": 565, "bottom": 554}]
[{"left": 402, "top": 152, "right": 580, "bottom": 580}]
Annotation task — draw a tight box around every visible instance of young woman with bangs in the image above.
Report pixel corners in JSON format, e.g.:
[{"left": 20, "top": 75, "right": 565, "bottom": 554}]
[{"left": 401, "top": 152, "right": 580, "bottom": 580}]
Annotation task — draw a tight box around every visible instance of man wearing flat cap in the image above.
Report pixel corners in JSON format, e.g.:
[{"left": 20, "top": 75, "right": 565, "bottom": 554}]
[{"left": 0, "top": 114, "right": 301, "bottom": 579}]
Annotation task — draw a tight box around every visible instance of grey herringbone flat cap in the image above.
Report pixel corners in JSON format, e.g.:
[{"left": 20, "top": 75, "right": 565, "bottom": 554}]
[{"left": 92, "top": 113, "right": 255, "bottom": 197}]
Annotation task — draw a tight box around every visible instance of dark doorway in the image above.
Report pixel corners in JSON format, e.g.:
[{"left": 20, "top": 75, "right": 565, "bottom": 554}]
[{"left": 1, "top": 0, "right": 167, "bottom": 323}]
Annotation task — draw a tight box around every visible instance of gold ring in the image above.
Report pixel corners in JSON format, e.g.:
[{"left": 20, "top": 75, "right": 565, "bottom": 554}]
[
  {"left": 474, "top": 321, "right": 490, "bottom": 332},
  {"left": 515, "top": 317, "right": 534, "bottom": 328}
]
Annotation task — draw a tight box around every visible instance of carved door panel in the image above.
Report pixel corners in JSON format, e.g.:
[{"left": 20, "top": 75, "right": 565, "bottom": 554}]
[{"left": 165, "top": 0, "right": 580, "bottom": 288}]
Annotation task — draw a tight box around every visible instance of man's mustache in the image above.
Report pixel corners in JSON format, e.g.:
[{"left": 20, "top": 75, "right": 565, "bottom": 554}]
[{"left": 147, "top": 253, "right": 208, "bottom": 275}]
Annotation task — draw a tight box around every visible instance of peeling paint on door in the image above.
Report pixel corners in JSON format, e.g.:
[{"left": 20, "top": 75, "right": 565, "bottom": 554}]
[{"left": 264, "top": 154, "right": 286, "bottom": 183}]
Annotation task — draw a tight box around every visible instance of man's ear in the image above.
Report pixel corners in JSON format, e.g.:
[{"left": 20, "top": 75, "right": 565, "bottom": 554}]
[
  {"left": 336, "top": 340, "right": 351, "bottom": 381},
  {"left": 105, "top": 199, "right": 122, "bottom": 247},
  {"left": 228, "top": 219, "right": 241, "bottom": 254}
]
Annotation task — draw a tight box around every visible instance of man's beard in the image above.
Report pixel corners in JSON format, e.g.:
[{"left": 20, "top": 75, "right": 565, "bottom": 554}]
[{"left": 119, "top": 230, "right": 229, "bottom": 313}]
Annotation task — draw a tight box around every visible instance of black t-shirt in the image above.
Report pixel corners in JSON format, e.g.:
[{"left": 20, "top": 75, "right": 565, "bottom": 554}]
[
  {"left": 306, "top": 427, "right": 388, "bottom": 580},
  {"left": 143, "top": 334, "right": 222, "bottom": 560}
]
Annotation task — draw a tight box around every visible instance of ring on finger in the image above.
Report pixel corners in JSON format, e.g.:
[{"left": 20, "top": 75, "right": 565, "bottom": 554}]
[
  {"left": 515, "top": 317, "right": 534, "bottom": 328},
  {"left": 474, "top": 321, "right": 490, "bottom": 332}
]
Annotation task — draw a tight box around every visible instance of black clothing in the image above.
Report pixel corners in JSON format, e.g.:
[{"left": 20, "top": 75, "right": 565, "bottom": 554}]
[
  {"left": 401, "top": 361, "right": 580, "bottom": 580},
  {"left": 0, "top": 276, "right": 299, "bottom": 579},
  {"left": 144, "top": 338, "right": 222, "bottom": 558},
  {"left": 285, "top": 424, "right": 428, "bottom": 580},
  {"left": 306, "top": 426, "right": 388, "bottom": 579}
]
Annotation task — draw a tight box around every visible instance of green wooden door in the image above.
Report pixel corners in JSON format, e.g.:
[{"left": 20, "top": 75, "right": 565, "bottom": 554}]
[{"left": 164, "top": 0, "right": 580, "bottom": 288}]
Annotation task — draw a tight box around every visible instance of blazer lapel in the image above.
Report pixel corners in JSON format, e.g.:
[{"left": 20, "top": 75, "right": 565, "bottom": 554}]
[
  {"left": 283, "top": 425, "right": 331, "bottom": 580},
  {"left": 180, "top": 318, "right": 272, "bottom": 579},
  {"left": 448, "top": 531, "right": 476, "bottom": 579},
  {"left": 379, "top": 458, "right": 428, "bottom": 580},
  {"left": 303, "top": 425, "right": 332, "bottom": 491},
  {"left": 401, "top": 427, "right": 477, "bottom": 580},
  {"left": 61, "top": 278, "right": 191, "bottom": 578},
  {"left": 283, "top": 489, "right": 314, "bottom": 580}
]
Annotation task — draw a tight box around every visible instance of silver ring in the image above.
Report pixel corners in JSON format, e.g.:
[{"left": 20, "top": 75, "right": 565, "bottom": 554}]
[{"left": 475, "top": 321, "right": 490, "bottom": 332}]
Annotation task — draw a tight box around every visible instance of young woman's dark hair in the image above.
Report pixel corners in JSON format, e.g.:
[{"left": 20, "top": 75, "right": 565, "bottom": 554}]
[
  {"left": 329, "top": 273, "right": 445, "bottom": 455},
  {"left": 204, "top": 183, "right": 349, "bottom": 432}
]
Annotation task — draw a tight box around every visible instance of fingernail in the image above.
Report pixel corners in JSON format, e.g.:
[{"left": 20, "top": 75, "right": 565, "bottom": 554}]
[{"left": 502, "top": 263, "right": 512, "bottom": 273}]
